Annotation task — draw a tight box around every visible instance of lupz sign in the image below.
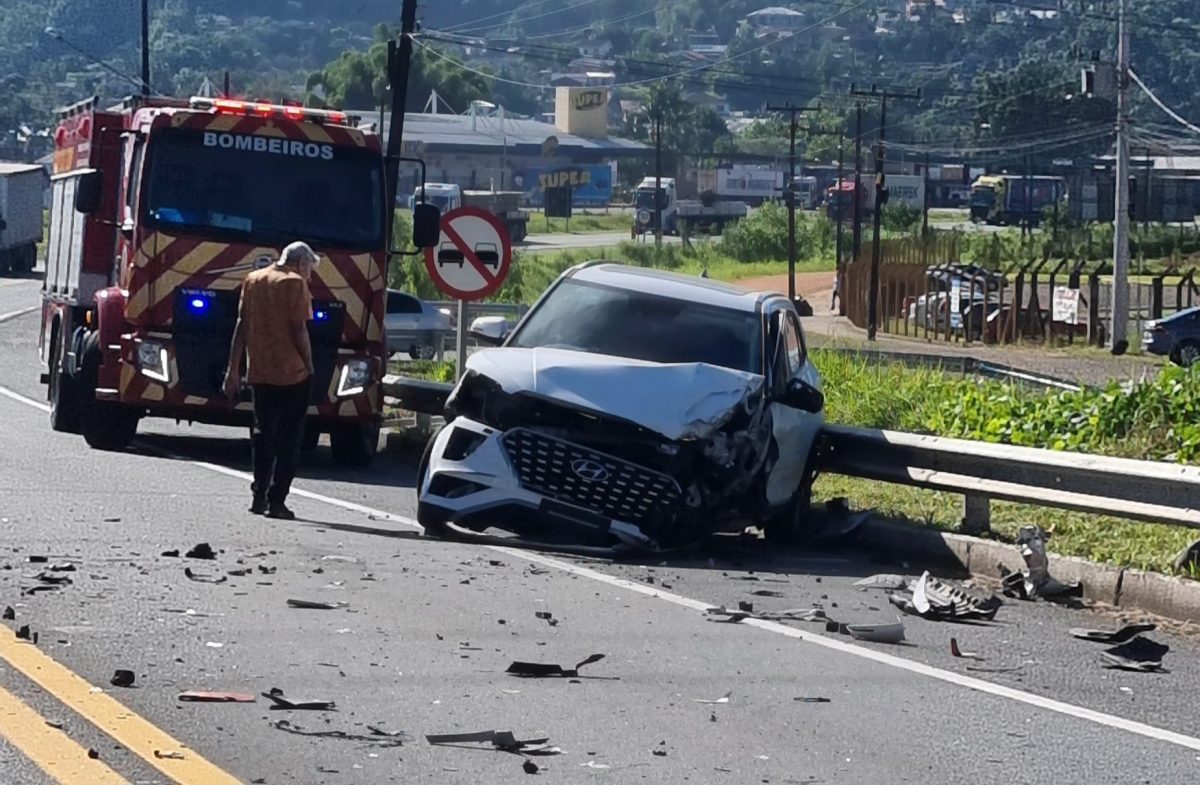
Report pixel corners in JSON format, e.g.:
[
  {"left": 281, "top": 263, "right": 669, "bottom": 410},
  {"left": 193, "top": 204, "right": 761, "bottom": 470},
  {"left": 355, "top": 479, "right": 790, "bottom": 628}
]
[{"left": 515, "top": 164, "right": 613, "bottom": 207}]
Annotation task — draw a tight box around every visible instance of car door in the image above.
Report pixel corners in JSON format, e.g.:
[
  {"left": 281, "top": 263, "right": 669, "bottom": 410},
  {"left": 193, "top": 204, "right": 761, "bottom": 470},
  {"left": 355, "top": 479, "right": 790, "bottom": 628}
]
[{"left": 764, "top": 306, "right": 824, "bottom": 507}]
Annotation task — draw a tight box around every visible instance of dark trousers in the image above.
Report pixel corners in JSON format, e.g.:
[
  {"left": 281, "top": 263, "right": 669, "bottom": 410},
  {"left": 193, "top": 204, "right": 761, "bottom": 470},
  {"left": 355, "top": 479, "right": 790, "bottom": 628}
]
[{"left": 251, "top": 379, "right": 309, "bottom": 504}]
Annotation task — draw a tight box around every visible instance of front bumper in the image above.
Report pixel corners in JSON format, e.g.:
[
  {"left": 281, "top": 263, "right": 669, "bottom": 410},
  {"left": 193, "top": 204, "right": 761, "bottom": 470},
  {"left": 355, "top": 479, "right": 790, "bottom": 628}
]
[
  {"left": 1141, "top": 330, "right": 1172, "bottom": 357},
  {"left": 420, "top": 417, "right": 683, "bottom": 548}
]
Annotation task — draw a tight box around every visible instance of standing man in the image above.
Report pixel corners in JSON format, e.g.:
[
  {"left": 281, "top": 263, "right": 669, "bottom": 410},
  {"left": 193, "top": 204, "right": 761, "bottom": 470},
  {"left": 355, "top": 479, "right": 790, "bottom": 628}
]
[{"left": 223, "top": 241, "right": 319, "bottom": 520}]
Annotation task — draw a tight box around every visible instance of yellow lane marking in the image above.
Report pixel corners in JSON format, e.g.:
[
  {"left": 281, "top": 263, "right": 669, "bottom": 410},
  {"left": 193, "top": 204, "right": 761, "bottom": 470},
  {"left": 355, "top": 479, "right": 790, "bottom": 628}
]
[
  {"left": 0, "top": 682, "right": 128, "bottom": 785},
  {"left": 0, "top": 629, "right": 241, "bottom": 785}
]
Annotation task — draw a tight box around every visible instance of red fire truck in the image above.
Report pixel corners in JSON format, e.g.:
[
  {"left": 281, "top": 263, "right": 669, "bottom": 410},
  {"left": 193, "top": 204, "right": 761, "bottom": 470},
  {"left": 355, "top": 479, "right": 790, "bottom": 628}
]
[{"left": 38, "top": 94, "right": 392, "bottom": 465}]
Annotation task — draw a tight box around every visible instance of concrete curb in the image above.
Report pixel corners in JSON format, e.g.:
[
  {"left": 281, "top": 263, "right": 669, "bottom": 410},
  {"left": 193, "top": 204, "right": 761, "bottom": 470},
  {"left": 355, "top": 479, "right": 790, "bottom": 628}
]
[{"left": 859, "top": 520, "right": 1200, "bottom": 623}]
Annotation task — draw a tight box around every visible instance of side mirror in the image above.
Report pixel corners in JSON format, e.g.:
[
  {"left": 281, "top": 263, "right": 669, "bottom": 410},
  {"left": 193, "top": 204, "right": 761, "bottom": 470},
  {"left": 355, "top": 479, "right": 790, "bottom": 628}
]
[
  {"left": 468, "top": 315, "right": 508, "bottom": 346},
  {"left": 412, "top": 202, "right": 441, "bottom": 249},
  {"left": 782, "top": 377, "right": 824, "bottom": 414},
  {"left": 75, "top": 170, "right": 103, "bottom": 215}
]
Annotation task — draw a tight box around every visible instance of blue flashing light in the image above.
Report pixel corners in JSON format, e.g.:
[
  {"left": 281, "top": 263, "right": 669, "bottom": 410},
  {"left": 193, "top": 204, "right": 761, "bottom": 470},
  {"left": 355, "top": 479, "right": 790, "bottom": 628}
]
[
  {"left": 314, "top": 310, "right": 329, "bottom": 321},
  {"left": 189, "top": 297, "right": 207, "bottom": 312}
]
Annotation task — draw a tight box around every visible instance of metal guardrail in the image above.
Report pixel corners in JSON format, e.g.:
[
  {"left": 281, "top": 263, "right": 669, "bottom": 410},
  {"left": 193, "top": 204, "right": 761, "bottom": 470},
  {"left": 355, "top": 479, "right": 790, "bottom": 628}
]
[
  {"left": 379, "top": 375, "right": 1199, "bottom": 534},
  {"left": 822, "top": 424, "right": 1200, "bottom": 533},
  {"left": 820, "top": 347, "right": 1084, "bottom": 391}
]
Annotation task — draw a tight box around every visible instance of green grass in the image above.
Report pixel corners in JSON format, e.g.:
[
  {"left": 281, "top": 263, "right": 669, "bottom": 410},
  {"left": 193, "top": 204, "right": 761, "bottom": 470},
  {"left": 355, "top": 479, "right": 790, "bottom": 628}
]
[{"left": 525, "top": 211, "right": 632, "bottom": 235}]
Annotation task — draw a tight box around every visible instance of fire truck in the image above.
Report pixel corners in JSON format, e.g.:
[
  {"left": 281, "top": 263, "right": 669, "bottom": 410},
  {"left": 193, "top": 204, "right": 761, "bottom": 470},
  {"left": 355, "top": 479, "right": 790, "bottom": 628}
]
[{"left": 38, "top": 94, "right": 395, "bottom": 465}]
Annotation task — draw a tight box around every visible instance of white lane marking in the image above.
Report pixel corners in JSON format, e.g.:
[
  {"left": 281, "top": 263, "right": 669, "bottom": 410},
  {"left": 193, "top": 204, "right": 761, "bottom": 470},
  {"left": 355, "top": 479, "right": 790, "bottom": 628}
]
[
  {"left": 3, "top": 384, "right": 1200, "bottom": 754},
  {"left": 0, "top": 305, "right": 38, "bottom": 324}
]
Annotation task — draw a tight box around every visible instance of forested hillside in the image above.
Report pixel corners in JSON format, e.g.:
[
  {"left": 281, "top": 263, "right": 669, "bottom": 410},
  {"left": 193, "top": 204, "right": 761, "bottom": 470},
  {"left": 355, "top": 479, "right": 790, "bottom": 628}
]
[{"left": 2, "top": 1, "right": 1198, "bottom": 165}]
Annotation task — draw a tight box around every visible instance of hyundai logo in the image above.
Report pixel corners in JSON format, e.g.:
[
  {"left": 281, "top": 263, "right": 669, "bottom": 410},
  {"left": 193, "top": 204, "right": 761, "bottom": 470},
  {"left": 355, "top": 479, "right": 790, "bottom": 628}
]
[{"left": 570, "top": 459, "right": 609, "bottom": 483}]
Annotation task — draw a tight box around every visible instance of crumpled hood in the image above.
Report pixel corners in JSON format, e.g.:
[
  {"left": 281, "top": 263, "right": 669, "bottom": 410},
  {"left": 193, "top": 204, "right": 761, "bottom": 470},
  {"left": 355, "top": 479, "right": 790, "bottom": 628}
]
[{"left": 463, "top": 347, "right": 764, "bottom": 441}]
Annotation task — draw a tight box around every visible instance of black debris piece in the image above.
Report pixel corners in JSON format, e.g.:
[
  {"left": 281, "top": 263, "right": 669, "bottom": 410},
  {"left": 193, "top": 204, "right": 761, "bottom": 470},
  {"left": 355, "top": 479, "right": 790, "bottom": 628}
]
[
  {"left": 184, "top": 568, "right": 227, "bottom": 585},
  {"left": 110, "top": 670, "right": 136, "bottom": 688},
  {"left": 257, "top": 564, "right": 277, "bottom": 575},
  {"left": 286, "top": 599, "right": 343, "bottom": 610},
  {"left": 16, "top": 624, "right": 31, "bottom": 640},
  {"left": 950, "top": 637, "right": 983, "bottom": 660},
  {"left": 534, "top": 611, "right": 559, "bottom": 626},
  {"left": 506, "top": 654, "right": 605, "bottom": 678},
  {"left": 523, "top": 759, "right": 539, "bottom": 774},
  {"left": 33, "top": 572, "right": 73, "bottom": 585},
  {"left": 1004, "top": 526, "right": 1082, "bottom": 599},
  {"left": 1070, "top": 624, "right": 1157, "bottom": 644},
  {"left": 161, "top": 550, "right": 180, "bottom": 558},
  {"left": 45, "top": 719, "right": 63, "bottom": 729},
  {"left": 185, "top": 543, "right": 216, "bottom": 560},
  {"left": 1172, "top": 538, "right": 1200, "bottom": 572},
  {"left": 27, "top": 556, "right": 48, "bottom": 564},
  {"left": 652, "top": 749, "right": 667, "bottom": 757},
  {"left": 749, "top": 590, "right": 783, "bottom": 598},
  {"left": 889, "top": 571, "right": 1001, "bottom": 621},
  {"left": 425, "top": 730, "right": 559, "bottom": 755},
  {"left": 489, "top": 560, "right": 505, "bottom": 567},
  {"left": 262, "top": 687, "right": 336, "bottom": 711},
  {"left": 824, "top": 620, "right": 851, "bottom": 635},
  {"left": 47, "top": 562, "right": 77, "bottom": 572},
  {"left": 1101, "top": 637, "right": 1169, "bottom": 672},
  {"left": 227, "top": 568, "right": 251, "bottom": 577},
  {"left": 1, "top": 606, "right": 13, "bottom": 620},
  {"left": 794, "top": 697, "right": 832, "bottom": 703},
  {"left": 272, "top": 720, "right": 409, "bottom": 746},
  {"left": 737, "top": 601, "right": 754, "bottom": 613},
  {"left": 88, "top": 749, "right": 99, "bottom": 759}
]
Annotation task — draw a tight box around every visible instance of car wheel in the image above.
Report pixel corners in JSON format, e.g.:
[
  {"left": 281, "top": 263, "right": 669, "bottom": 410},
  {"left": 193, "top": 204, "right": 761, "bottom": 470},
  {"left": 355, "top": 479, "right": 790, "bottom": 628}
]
[
  {"left": 416, "top": 425, "right": 453, "bottom": 539},
  {"left": 764, "top": 445, "right": 820, "bottom": 545},
  {"left": 1177, "top": 340, "right": 1200, "bottom": 368},
  {"left": 329, "top": 421, "right": 380, "bottom": 467}
]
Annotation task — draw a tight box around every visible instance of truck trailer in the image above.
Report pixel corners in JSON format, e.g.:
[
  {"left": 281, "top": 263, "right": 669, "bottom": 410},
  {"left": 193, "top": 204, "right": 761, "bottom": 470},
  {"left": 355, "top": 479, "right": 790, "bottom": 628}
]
[
  {"left": 39, "top": 95, "right": 392, "bottom": 464},
  {"left": 0, "top": 162, "right": 48, "bottom": 275}
]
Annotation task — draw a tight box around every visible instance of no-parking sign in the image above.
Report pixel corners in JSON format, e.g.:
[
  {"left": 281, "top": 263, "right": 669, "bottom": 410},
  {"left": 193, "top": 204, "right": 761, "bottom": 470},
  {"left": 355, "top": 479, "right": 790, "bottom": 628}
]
[{"left": 423, "top": 206, "right": 512, "bottom": 301}]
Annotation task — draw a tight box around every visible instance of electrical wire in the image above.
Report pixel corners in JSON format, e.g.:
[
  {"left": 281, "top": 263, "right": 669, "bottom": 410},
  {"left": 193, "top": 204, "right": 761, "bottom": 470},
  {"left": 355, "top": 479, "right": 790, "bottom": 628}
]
[
  {"left": 1129, "top": 68, "right": 1200, "bottom": 137},
  {"left": 435, "top": 0, "right": 561, "bottom": 33},
  {"left": 436, "top": 0, "right": 603, "bottom": 37}
]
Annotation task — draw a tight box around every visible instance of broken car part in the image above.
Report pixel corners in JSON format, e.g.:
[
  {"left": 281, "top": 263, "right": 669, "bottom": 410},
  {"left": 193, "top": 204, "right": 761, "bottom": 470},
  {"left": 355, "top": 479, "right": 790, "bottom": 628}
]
[
  {"left": 425, "top": 730, "right": 559, "bottom": 755},
  {"left": 950, "top": 637, "right": 983, "bottom": 660},
  {"left": 794, "top": 697, "right": 831, "bottom": 703},
  {"left": 1101, "top": 637, "right": 1169, "bottom": 673},
  {"left": 889, "top": 572, "right": 1001, "bottom": 621},
  {"left": 1002, "top": 526, "right": 1081, "bottom": 599},
  {"left": 286, "top": 599, "right": 346, "bottom": 610},
  {"left": 1070, "top": 623, "right": 1157, "bottom": 644},
  {"left": 845, "top": 618, "right": 906, "bottom": 644},
  {"left": 506, "top": 654, "right": 605, "bottom": 678},
  {"left": 261, "top": 687, "right": 336, "bottom": 711},
  {"left": 693, "top": 691, "right": 732, "bottom": 705},
  {"left": 854, "top": 574, "right": 914, "bottom": 591},
  {"left": 273, "top": 720, "right": 410, "bottom": 746},
  {"left": 178, "top": 691, "right": 256, "bottom": 703},
  {"left": 184, "top": 567, "right": 226, "bottom": 584},
  {"left": 1, "top": 606, "right": 13, "bottom": 620},
  {"left": 109, "top": 670, "right": 136, "bottom": 688},
  {"left": 184, "top": 543, "right": 216, "bottom": 560}
]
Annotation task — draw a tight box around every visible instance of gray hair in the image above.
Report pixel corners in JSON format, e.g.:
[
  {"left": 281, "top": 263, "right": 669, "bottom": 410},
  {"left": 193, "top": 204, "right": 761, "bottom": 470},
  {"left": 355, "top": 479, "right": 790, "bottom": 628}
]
[{"left": 278, "top": 241, "right": 319, "bottom": 267}]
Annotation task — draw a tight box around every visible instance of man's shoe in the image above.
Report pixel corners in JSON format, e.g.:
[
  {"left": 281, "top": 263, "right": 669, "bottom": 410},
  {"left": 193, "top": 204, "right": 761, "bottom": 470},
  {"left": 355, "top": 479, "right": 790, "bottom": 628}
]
[
  {"left": 249, "top": 497, "right": 268, "bottom": 515},
  {"left": 266, "top": 503, "right": 295, "bottom": 520}
]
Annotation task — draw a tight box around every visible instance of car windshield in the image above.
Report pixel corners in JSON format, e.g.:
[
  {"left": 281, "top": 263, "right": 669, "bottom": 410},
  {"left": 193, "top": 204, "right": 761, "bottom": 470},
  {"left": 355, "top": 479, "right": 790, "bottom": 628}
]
[
  {"left": 508, "top": 278, "right": 762, "bottom": 374},
  {"left": 142, "top": 127, "right": 385, "bottom": 251},
  {"left": 634, "top": 190, "right": 662, "bottom": 211}
]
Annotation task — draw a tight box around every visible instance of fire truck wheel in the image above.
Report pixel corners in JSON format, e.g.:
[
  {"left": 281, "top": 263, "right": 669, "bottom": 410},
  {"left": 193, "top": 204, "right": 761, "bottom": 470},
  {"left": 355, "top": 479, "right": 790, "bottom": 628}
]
[
  {"left": 48, "top": 332, "right": 82, "bottom": 434},
  {"left": 78, "top": 334, "right": 139, "bottom": 452},
  {"left": 329, "top": 421, "right": 380, "bottom": 468}
]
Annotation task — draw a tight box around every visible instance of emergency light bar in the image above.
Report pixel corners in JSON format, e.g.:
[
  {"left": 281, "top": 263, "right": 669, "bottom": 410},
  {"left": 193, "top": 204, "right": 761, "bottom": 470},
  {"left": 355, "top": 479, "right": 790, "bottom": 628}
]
[{"left": 187, "top": 97, "right": 356, "bottom": 126}]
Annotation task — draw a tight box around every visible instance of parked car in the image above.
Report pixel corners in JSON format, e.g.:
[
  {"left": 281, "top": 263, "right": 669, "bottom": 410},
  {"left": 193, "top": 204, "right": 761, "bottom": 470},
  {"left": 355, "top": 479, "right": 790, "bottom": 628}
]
[
  {"left": 1143, "top": 307, "right": 1200, "bottom": 367},
  {"left": 384, "top": 290, "right": 452, "bottom": 360},
  {"left": 415, "top": 262, "right": 826, "bottom": 549}
]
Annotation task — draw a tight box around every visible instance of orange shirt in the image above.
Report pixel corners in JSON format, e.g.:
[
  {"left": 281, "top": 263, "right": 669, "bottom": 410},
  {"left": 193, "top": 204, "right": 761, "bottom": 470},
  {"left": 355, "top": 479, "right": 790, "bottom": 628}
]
[{"left": 239, "top": 265, "right": 313, "bottom": 386}]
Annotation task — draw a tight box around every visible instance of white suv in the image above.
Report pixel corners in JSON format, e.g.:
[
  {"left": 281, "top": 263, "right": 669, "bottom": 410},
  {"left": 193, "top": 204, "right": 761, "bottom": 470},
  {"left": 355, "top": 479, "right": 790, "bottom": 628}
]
[{"left": 416, "top": 262, "right": 824, "bottom": 548}]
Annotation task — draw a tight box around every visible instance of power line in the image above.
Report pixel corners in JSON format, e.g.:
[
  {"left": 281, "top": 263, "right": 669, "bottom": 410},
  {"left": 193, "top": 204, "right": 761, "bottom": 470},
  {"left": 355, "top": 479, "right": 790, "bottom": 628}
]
[
  {"left": 436, "top": 0, "right": 561, "bottom": 33},
  {"left": 1129, "top": 68, "right": 1200, "bottom": 136},
  {"left": 436, "top": 0, "right": 603, "bottom": 37}
]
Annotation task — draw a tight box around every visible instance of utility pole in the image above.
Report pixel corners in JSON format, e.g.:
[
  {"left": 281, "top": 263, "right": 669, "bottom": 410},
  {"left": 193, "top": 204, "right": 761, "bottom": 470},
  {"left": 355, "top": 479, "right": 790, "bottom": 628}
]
[
  {"left": 222, "top": 70, "right": 231, "bottom": 98},
  {"left": 836, "top": 136, "right": 845, "bottom": 314},
  {"left": 765, "top": 103, "right": 818, "bottom": 300},
  {"left": 1111, "top": 0, "right": 1131, "bottom": 354},
  {"left": 851, "top": 84, "right": 921, "bottom": 340},
  {"left": 922, "top": 152, "right": 930, "bottom": 236},
  {"left": 853, "top": 103, "right": 864, "bottom": 259},
  {"left": 141, "top": 0, "right": 150, "bottom": 95},
  {"left": 654, "top": 107, "right": 663, "bottom": 248},
  {"left": 385, "top": 0, "right": 419, "bottom": 227}
]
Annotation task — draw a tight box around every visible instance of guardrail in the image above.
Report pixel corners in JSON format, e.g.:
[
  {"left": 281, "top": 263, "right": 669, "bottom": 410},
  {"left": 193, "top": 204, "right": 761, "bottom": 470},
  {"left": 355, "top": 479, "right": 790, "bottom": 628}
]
[
  {"left": 379, "top": 375, "right": 1200, "bottom": 534},
  {"left": 819, "top": 347, "right": 1084, "bottom": 391}
]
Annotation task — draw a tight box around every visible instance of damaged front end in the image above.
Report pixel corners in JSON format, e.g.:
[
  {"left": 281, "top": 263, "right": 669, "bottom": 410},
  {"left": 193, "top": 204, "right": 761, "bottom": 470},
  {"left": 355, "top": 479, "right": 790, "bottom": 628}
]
[{"left": 422, "top": 353, "right": 774, "bottom": 549}]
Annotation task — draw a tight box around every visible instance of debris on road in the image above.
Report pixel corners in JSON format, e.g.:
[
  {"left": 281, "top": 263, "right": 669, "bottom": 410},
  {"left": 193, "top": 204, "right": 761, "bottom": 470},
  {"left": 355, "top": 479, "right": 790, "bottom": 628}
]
[
  {"left": 706, "top": 606, "right": 826, "bottom": 624},
  {"left": 262, "top": 688, "right": 336, "bottom": 711},
  {"left": 15, "top": 624, "right": 32, "bottom": 641},
  {"left": 27, "top": 556, "right": 48, "bottom": 564},
  {"left": 506, "top": 654, "right": 605, "bottom": 678},
  {"left": 693, "top": 691, "right": 732, "bottom": 705},
  {"left": 749, "top": 590, "right": 783, "bottom": 597},
  {"left": 184, "top": 568, "right": 227, "bottom": 584},
  {"left": 846, "top": 619, "right": 906, "bottom": 644},
  {"left": 47, "top": 562, "right": 76, "bottom": 572},
  {"left": 178, "top": 691, "right": 256, "bottom": 703},
  {"left": 794, "top": 697, "right": 832, "bottom": 703},
  {"left": 1000, "top": 526, "right": 1081, "bottom": 600},
  {"left": 888, "top": 572, "right": 1001, "bottom": 621},
  {"left": 1172, "top": 538, "right": 1200, "bottom": 572},
  {"left": 1101, "top": 637, "right": 1169, "bottom": 673},
  {"left": 1070, "top": 623, "right": 1157, "bottom": 643},
  {"left": 534, "top": 611, "right": 559, "bottom": 626},
  {"left": 950, "top": 638, "right": 983, "bottom": 660},
  {"left": 227, "top": 568, "right": 251, "bottom": 577},
  {"left": 286, "top": 599, "right": 347, "bottom": 610},
  {"left": 257, "top": 564, "right": 277, "bottom": 575},
  {"left": 272, "top": 720, "right": 410, "bottom": 746},
  {"left": 44, "top": 719, "right": 63, "bottom": 730},
  {"left": 109, "top": 670, "right": 136, "bottom": 688},
  {"left": 522, "top": 759, "right": 539, "bottom": 774},
  {"left": 161, "top": 549, "right": 180, "bottom": 557},
  {"left": 855, "top": 574, "right": 913, "bottom": 591},
  {"left": 31, "top": 571, "right": 73, "bottom": 586},
  {"left": 425, "top": 730, "right": 560, "bottom": 755},
  {"left": 2, "top": 606, "right": 13, "bottom": 620},
  {"left": 154, "top": 750, "right": 186, "bottom": 760},
  {"left": 185, "top": 543, "right": 216, "bottom": 560}
]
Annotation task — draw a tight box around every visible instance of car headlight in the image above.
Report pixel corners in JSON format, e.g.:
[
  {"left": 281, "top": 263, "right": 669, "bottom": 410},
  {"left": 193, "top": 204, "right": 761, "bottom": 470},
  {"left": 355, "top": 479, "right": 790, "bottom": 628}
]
[
  {"left": 337, "top": 359, "right": 372, "bottom": 397},
  {"left": 137, "top": 340, "right": 169, "bottom": 383}
]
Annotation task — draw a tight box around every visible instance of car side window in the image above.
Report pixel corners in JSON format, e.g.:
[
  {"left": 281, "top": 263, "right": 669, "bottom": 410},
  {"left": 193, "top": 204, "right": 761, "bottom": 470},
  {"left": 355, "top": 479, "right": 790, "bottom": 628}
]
[
  {"left": 386, "top": 292, "right": 422, "bottom": 314},
  {"left": 783, "top": 312, "right": 804, "bottom": 377}
]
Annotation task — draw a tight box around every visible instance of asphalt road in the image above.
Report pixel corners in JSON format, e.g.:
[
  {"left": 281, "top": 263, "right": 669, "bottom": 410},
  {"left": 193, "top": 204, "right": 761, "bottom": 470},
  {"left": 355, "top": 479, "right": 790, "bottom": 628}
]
[{"left": 2, "top": 275, "right": 1200, "bottom": 784}]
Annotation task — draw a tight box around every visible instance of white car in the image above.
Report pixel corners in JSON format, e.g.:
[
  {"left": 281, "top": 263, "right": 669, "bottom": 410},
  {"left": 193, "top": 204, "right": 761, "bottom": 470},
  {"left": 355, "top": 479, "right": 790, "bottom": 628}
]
[
  {"left": 416, "top": 262, "right": 825, "bottom": 549},
  {"left": 384, "top": 290, "right": 452, "bottom": 360}
]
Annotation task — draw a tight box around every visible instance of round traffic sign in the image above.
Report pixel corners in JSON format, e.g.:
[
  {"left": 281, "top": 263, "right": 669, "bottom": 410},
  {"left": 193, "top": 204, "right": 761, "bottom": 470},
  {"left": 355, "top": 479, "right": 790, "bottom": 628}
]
[{"left": 424, "top": 206, "right": 513, "bottom": 301}]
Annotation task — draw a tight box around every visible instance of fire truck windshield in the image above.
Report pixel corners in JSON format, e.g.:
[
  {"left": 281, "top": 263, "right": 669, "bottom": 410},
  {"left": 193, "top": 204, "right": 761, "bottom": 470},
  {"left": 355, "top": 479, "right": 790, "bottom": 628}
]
[{"left": 142, "top": 127, "right": 384, "bottom": 251}]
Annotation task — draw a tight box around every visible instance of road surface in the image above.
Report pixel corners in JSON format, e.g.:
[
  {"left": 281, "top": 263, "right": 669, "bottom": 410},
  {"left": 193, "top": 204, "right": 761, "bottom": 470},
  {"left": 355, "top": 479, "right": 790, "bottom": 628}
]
[{"left": 1, "top": 276, "right": 1199, "bottom": 784}]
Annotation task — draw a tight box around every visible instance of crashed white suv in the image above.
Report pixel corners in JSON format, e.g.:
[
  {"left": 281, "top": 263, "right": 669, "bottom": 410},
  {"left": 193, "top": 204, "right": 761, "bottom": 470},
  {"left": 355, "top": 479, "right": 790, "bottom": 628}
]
[{"left": 416, "top": 262, "right": 825, "bottom": 548}]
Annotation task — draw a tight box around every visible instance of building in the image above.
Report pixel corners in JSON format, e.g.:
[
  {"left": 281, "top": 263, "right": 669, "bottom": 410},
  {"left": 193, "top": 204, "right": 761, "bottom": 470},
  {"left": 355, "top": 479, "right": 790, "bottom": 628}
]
[
  {"left": 362, "top": 87, "right": 648, "bottom": 207},
  {"left": 745, "top": 6, "right": 807, "bottom": 35}
]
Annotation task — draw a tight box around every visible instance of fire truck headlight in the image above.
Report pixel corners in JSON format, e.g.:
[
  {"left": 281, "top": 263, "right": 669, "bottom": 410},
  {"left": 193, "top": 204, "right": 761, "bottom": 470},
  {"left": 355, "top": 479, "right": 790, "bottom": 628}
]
[
  {"left": 137, "top": 341, "right": 170, "bottom": 383},
  {"left": 336, "top": 359, "right": 371, "bottom": 398}
]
